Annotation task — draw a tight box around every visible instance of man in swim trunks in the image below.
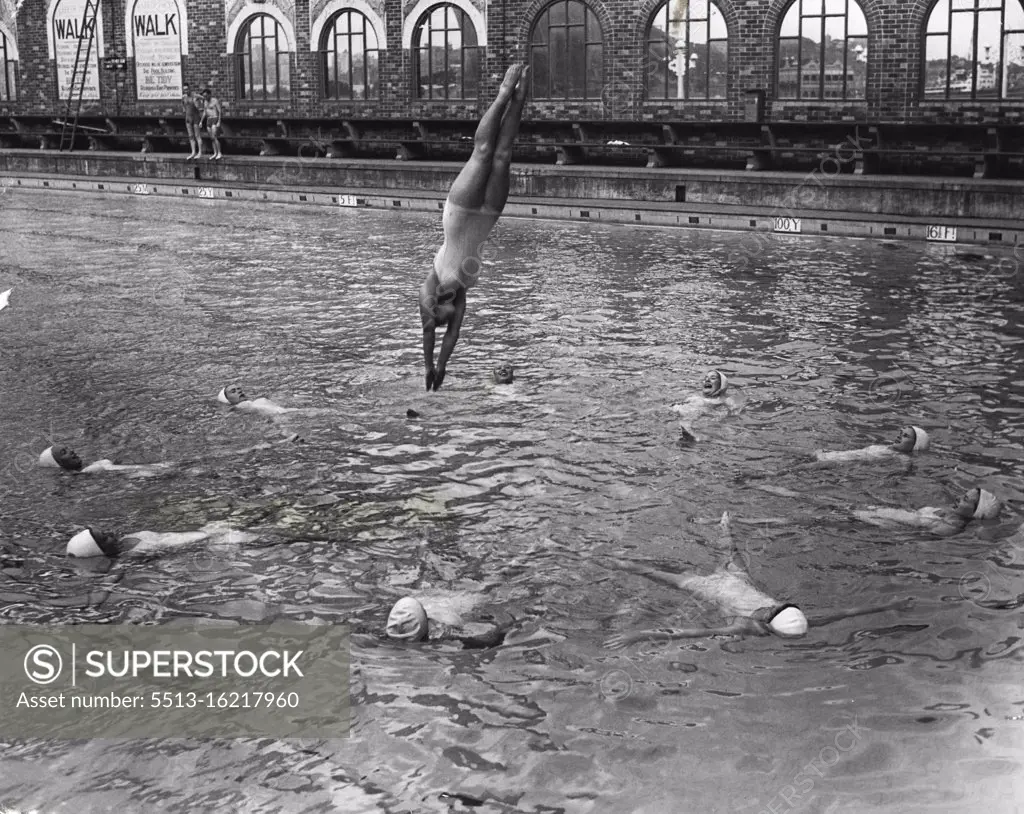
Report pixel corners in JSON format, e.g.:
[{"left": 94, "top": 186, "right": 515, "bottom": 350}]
[
  {"left": 200, "top": 87, "right": 223, "bottom": 160},
  {"left": 603, "top": 512, "right": 911, "bottom": 647},
  {"left": 420, "top": 64, "right": 529, "bottom": 392},
  {"left": 182, "top": 82, "right": 203, "bottom": 159}
]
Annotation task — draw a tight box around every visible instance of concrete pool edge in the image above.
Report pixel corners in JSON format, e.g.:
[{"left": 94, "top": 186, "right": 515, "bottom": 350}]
[{"left": 1, "top": 152, "right": 1021, "bottom": 248}]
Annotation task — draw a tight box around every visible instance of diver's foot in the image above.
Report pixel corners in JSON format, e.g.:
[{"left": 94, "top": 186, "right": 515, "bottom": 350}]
[
  {"left": 513, "top": 66, "right": 530, "bottom": 100},
  {"left": 499, "top": 63, "right": 524, "bottom": 94}
]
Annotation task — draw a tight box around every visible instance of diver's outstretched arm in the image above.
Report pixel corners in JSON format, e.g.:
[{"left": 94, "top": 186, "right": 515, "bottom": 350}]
[
  {"left": 809, "top": 597, "right": 913, "bottom": 628},
  {"left": 422, "top": 329, "right": 437, "bottom": 391},
  {"left": 433, "top": 290, "right": 467, "bottom": 391},
  {"left": 420, "top": 280, "right": 439, "bottom": 390},
  {"left": 605, "top": 621, "right": 749, "bottom": 649}
]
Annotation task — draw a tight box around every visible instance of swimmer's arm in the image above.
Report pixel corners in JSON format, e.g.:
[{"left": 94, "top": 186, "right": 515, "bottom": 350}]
[
  {"left": 809, "top": 597, "right": 913, "bottom": 628},
  {"left": 421, "top": 327, "right": 437, "bottom": 391},
  {"left": 433, "top": 289, "right": 466, "bottom": 392},
  {"left": 420, "top": 283, "right": 438, "bottom": 391},
  {"left": 605, "top": 620, "right": 751, "bottom": 649},
  {"left": 852, "top": 507, "right": 930, "bottom": 527},
  {"left": 454, "top": 625, "right": 508, "bottom": 649},
  {"left": 599, "top": 557, "right": 693, "bottom": 591},
  {"left": 80, "top": 460, "right": 115, "bottom": 474}
]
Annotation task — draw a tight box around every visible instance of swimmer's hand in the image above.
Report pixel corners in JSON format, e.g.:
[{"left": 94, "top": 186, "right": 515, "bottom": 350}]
[
  {"left": 433, "top": 362, "right": 447, "bottom": 391},
  {"left": 604, "top": 631, "right": 646, "bottom": 650}
]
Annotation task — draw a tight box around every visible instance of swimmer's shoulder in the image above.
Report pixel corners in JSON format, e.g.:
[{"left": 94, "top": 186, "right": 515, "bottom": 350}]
[{"left": 81, "top": 459, "right": 116, "bottom": 473}]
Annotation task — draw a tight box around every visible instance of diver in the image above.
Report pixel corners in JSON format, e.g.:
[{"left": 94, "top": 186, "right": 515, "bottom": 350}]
[{"left": 420, "top": 64, "right": 529, "bottom": 392}]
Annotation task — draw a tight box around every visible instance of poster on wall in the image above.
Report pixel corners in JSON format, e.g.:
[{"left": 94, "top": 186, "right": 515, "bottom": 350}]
[
  {"left": 52, "top": 0, "right": 102, "bottom": 100},
  {"left": 132, "top": 0, "right": 183, "bottom": 99}
]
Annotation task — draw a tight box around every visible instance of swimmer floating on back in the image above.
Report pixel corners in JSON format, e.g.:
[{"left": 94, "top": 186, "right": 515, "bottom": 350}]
[
  {"left": 604, "top": 512, "right": 910, "bottom": 648},
  {"left": 67, "top": 522, "right": 256, "bottom": 558},
  {"left": 737, "top": 425, "right": 931, "bottom": 482},
  {"left": 218, "top": 384, "right": 295, "bottom": 417},
  {"left": 420, "top": 64, "right": 529, "bottom": 392},
  {"left": 749, "top": 482, "right": 1002, "bottom": 538},
  {"left": 670, "top": 370, "right": 741, "bottom": 442},
  {"left": 853, "top": 486, "right": 1002, "bottom": 537},
  {"left": 39, "top": 445, "right": 173, "bottom": 477},
  {"left": 814, "top": 425, "right": 930, "bottom": 463}
]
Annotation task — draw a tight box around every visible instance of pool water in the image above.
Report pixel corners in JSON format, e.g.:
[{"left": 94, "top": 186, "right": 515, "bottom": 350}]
[{"left": 0, "top": 189, "right": 1023, "bottom": 813}]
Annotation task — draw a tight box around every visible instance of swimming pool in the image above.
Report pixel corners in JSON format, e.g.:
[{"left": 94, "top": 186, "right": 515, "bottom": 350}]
[{"left": 0, "top": 189, "right": 1022, "bottom": 813}]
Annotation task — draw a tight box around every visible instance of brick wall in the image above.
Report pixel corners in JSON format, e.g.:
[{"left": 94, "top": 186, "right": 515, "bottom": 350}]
[{"left": 1, "top": 0, "right": 1022, "bottom": 123}]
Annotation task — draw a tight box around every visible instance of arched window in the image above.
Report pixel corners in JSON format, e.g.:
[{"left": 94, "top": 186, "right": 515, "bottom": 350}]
[
  {"left": 924, "top": 0, "right": 1024, "bottom": 99},
  {"left": 236, "top": 13, "right": 291, "bottom": 100},
  {"left": 645, "top": 0, "right": 727, "bottom": 100},
  {"left": 529, "top": 0, "right": 603, "bottom": 100},
  {"left": 412, "top": 4, "right": 480, "bottom": 100},
  {"left": 320, "top": 10, "right": 380, "bottom": 100},
  {"left": 777, "top": 0, "right": 867, "bottom": 100},
  {"left": 0, "top": 29, "right": 15, "bottom": 102}
]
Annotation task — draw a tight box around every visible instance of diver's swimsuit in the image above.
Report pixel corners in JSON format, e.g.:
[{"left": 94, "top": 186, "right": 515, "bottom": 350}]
[{"left": 433, "top": 199, "right": 499, "bottom": 290}]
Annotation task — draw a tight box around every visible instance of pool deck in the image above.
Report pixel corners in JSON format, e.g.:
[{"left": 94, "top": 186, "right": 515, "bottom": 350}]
[{"left": 1, "top": 149, "right": 1022, "bottom": 248}]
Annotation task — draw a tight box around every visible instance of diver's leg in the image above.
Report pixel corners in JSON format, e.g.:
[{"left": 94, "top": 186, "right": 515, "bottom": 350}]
[
  {"left": 483, "top": 68, "right": 528, "bottom": 213},
  {"left": 446, "top": 64, "right": 523, "bottom": 210}
]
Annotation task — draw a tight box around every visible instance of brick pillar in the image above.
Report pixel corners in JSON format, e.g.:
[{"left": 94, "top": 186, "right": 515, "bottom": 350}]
[{"left": 292, "top": 0, "right": 316, "bottom": 116}]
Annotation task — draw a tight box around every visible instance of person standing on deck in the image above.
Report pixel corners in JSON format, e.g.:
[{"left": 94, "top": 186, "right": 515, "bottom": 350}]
[
  {"left": 419, "top": 64, "right": 529, "bottom": 392},
  {"left": 200, "top": 87, "right": 223, "bottom": 161},
  {"left": 182, "top": 83, "right": 203, "bottom": 160}
]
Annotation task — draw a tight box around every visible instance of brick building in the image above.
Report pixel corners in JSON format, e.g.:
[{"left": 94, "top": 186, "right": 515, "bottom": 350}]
[{"left": 0, "top": 0, "right": 1021, "bottom": 124}]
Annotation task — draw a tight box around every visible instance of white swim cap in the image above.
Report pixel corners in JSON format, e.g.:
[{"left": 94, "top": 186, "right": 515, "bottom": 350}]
[
  {"left": 217, "top": 387, "right": 231, "bottom": 404},
  {"left": 386, "top": 597, "right": 428, "bottom": 641},
  {"left": 703, "top": 370, "right": 728, "bottom": 398},
  {"left": 973, "top": 489, "right": 1002, "bottom": 520},
  {"left": 67, "top": 529, "right": 108, "bottom": 558},
  {"left": 39, "top": 447, "right": 60, "bottom": 468},
  {"left": 910, "top": 426, "right": 930, "bottom": 452},
  {"left": 0, "top": 288, "right": 11, "bottom": 312},
  {"left": 767, "top": 605, "right": 808, "bottom": 638}
]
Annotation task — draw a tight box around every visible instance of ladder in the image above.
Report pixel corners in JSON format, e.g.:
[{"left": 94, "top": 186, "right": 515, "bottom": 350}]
[{"left": 59, "top": 0, "right": 100, "bottom": 152}]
